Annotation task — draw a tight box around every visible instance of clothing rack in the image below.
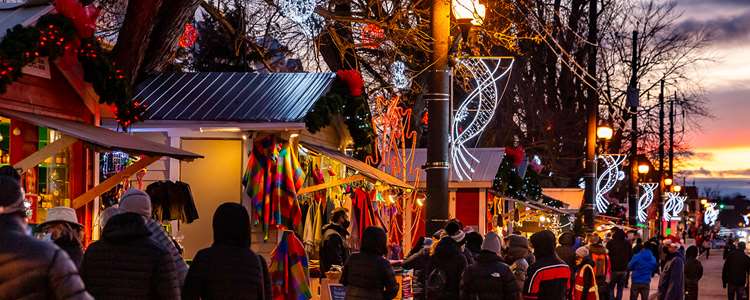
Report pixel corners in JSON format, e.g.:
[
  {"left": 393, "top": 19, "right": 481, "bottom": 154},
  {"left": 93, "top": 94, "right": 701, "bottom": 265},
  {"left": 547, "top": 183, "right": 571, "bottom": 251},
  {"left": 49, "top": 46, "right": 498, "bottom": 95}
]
[{"left": 297, "top": 174, "right": 368, "bottom": 196}]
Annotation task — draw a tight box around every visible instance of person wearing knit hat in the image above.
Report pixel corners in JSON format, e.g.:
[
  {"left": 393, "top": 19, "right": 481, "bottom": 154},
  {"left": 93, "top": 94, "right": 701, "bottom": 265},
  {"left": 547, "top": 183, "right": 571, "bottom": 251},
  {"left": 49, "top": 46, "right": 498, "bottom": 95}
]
[
  {"left": 573, "top": 246, "right": 598, "bottom": 300},
  {"left": 119, "top": 188, "right": 188, "bottom": 285},
  {"left": 576, "top": 246, "right": 590, "bottom": 258},
  {"left": 444, "top": 219, "right": 474, "bottom": 265},
  {"left": 100, "top": 206, "right": 122, "bottom": 229},
  {"left": 461, "top": 231, "right": 519, "bottom": 300},
  {"left": 523, "top": 230, "right": 570, "bottom": 300},
  {"left": 0, "top": 175, "right": 92, "bottom": 299},
  {"left": 506, "top": 234, "right": 532, "bottom": 290}
]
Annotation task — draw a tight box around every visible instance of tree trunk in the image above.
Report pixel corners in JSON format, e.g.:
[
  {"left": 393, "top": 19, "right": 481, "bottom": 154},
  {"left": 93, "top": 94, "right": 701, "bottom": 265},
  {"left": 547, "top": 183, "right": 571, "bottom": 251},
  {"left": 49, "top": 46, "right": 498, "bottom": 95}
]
[
  {"left": 112, "top": 0, "right": 163, "bottom": 86},
  {"left": 140, "top": 0, "right": 201, "bottom": 77}
]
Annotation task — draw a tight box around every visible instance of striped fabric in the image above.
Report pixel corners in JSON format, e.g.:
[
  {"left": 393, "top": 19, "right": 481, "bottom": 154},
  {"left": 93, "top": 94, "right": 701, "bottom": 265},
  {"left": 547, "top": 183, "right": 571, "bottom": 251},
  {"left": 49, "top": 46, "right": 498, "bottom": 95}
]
[{"left": 270, "top": 231, "right": 312, "bottom": 300}]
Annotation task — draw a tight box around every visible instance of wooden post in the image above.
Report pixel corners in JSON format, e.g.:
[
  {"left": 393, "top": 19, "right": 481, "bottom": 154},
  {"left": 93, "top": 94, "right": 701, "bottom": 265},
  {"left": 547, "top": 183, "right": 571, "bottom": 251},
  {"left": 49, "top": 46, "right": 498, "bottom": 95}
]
[
  {"left": 13, "top": 135, "right": 78, "bottom": 173},
  {"left": 72, "top": 155, "right": 161, "bottom": 208}
]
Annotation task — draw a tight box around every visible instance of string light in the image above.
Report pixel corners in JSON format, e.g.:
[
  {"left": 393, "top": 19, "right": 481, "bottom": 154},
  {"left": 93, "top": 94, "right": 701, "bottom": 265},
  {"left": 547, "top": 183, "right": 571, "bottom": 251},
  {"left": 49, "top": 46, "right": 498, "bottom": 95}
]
[
  {"left": 277, "top": 0, "right": 316, "bottom": 23},
  {"left": 390, "top": 61, "right": 409, "bottom": 90},
  {"left": 663, "top": 192, "right": 686, "bottom": 221},
  {"left": 451, "top": 57, "right": 514, "bottom": 180},
  {"left": 595, "top": 154, "right": 627, "bottom": 213},
  {"left": 704, "top": 203, "right": 719, "bottom": 226},
  {"left": 636, "top": 183, "right": 657, "bottom": 223}
]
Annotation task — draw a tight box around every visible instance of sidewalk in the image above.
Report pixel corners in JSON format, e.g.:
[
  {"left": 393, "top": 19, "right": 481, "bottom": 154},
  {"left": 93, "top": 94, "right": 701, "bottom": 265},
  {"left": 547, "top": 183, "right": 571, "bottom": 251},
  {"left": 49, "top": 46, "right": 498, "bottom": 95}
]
[{"left": 620, "top": 248, "right": 724, "bottom": 300}]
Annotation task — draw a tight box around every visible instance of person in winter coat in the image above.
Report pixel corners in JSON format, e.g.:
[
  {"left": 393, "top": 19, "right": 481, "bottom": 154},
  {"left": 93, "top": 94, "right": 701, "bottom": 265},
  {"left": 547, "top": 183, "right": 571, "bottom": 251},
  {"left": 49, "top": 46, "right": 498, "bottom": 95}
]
[
  {"left": 573, "top": 247, "right": 598, "bottom": 300},
  {"left": 403, "top": 237, "right": 434, "bottom": 300},
  {"left": 426, "top": 235, "right": 468, "bottom": 300},
  {"left": 461, "top": 232, "right": 519, "bottom": 300},
  {"left": 557, "top": 231, "right": 577, "bottom": 269},
  {"left": 465, "top": 231, "right": 484, "bottom": 262},
  {"left": 523, "top": 230, "right": 571, "bottom": 300},
  {"left": 506, "top": 234, "right": 532, "bottom": 291},
  {"left": 320, "top": 207, "right": 351, "bottom": 274},
  {"left": 724, "top": 239, "right": 736, "bottom": 260},
  {"left": 119, "top": 188, "right": 188, "bottom": 285},
  {"left": 0, "top": 175, "right": 92, "bottom": 300},
  {"left": 628, "top": 244, "right": 657, "bottom": 300},
  {"left": 39, "top": 206, "right": 85, "bottom": 268},
  {"left": 445, "top": 220, "right": 474, "bottom": 265},
  {"left": 722, "top": 241, "right": 750, "bottom": 300},
  {"left": 657, "top": 242, "right": 685, "bottom": 300},
  {"left": 81, "top": 212, "right": 181, "bottom": 299},
  {"left": 589, "top": 234, "right": 611, "bottom": 300},
  {"left": 183, "top": 202, "right": 272, "bottom": 300},
  {"left": 606, "top": 228, "right": 632, "bottom": 300},
  {"left": 341, "top": 226, "right": 399, "bottom": 300},
  {"left": 683, "top": 246, "right": 703, "bottom": 300}
]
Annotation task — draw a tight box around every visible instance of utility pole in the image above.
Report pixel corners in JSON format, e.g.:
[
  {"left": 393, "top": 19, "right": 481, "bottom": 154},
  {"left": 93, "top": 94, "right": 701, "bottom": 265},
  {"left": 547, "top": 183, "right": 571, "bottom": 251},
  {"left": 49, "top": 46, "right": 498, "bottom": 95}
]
[
  {"left": 582, "top": 0, "right": 598, "bottom": 232},
  {"left": 425, "top": 0, "right": 451, "bottom": 235},
  {"left": 627, "top": 31, "right": 639, "bottom": 226},
  {"left": 658, "top": 79, "right": 665, "bottom": 234}
]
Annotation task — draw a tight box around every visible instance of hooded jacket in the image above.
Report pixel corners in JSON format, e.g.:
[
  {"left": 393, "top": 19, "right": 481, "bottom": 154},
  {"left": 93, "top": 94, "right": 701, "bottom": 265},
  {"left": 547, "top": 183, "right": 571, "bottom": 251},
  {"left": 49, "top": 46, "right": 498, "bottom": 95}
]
[
  {"left": 523, "top": 230, "right": 571, "bottom": 300},
  {"left": 556, "top": 231, "right": 576, "bottom": 269},
  {"left": 81, "top": 212, "right": 180, "bottom": 299},
  {"left": 606, "top": 229, "right": 632, "bottom": 272},
  {"left": 628, "top": 248, "right": 657, "bottom": 285},
  {"left": 320, "top": 222, "right": 350, "bottom": 274},
  {"left": 461, "top": 250, "right": 519, "bottom": 300},
  {"left": 0, "top": 216, "right": 92, "bottom": 300},
  {"left": 657, "top": 248, "right": 685, "bottom": 300},
  {"left": 684, "top": 246, "right": 702, "bottom": 287},
  {"left": 183, "top": 203, "right": 272, "bottom": 300},
  {"left": 426, "top": 236, "right": 468, "bottom": 300},
  {"left": 722, "top": 246, "right": 750, "bottom": 286}
]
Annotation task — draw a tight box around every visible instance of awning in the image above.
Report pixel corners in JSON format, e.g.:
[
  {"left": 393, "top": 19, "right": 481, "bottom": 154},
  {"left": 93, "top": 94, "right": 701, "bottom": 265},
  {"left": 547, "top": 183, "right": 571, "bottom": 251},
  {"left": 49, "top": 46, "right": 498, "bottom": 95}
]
[
  {"left": 542, "top": 188, "right": 584, "bottom": 209},
  {"left": 300, "top": 142, "right": 412, "bottom": 189},
  {"left": 0, "top": 109, "right": 202, "bottom": 160}
]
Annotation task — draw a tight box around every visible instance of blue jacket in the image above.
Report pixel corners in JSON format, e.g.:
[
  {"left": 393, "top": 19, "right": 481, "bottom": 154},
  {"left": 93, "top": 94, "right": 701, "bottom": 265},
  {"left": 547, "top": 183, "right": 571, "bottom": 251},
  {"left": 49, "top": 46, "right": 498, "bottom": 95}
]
[
  {"left": 628, "top": 249, "right": 658, "bottom": 284},
  {"left": 657, "top": 248, "right": 685, "bottom": 300}
]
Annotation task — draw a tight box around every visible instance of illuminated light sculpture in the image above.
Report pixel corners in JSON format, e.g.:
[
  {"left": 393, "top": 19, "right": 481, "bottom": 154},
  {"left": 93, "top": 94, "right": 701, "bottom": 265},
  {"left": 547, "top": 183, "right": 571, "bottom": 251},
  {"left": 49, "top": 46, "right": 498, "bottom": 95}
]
[
  {"left": 366, "top": 94, "right": 418, "bottom": 181},
  {"left": 278, "top": 0, "right": 316, "bottom": 23},
  {"left": 595, "top": 154, "right": 627, "bottom": 214},
  {"left": 637, "top": 183, "right": 658, "bottom": 223},
  {"left": 450, "top": 57, "right": 514, "bottom": 180},
  {"left": 390, "top": 61, "right": 410, "bottom": 90},
  {"left": 663, "top": 192, "right": 686, "bottom": 221},
  {"left": 704, "top": 203, "right": 719, "bottom": 226}
]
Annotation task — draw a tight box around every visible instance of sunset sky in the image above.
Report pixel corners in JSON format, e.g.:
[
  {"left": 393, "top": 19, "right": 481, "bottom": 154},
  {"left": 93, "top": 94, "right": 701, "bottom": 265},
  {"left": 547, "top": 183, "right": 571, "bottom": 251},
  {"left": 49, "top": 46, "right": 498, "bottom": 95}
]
[{"left": 675, "top": 0, "right": 750, "bottom": 197}]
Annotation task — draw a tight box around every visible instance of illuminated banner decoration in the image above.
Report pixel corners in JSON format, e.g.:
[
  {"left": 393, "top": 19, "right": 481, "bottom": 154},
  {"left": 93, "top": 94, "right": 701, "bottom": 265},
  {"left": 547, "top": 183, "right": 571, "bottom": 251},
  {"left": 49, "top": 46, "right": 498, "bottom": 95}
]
[
  {"left": 704, "top": 203, "right": 718, "bottom": 226},
  {"left": 595, "top": 154, "right": 627, "bottom": 214},
  {"left": 637, "top": 183, "right": 658, "bottom": 223},
  {"left": 663, "top": 192, "right": 686, "bottom": 221}
]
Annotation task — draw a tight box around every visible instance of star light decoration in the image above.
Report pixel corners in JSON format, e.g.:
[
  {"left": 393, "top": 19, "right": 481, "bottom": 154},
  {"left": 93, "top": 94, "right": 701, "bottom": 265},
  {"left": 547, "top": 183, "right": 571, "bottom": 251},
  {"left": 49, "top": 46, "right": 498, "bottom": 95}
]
[
  {"left": 595, "top": 154, "right": 627, "bottom": 214},
  {"left": 637, "top": 183, "right": 658, "bottom": 223},
  {"left": 450, "top": 57, "right": 514, "bottom": 180},
  {"left": 704, "top": 203, "right": 719, "bottom": 226},
  {"left": 663, "top": 192, "right": 686, "bottom": 221}
]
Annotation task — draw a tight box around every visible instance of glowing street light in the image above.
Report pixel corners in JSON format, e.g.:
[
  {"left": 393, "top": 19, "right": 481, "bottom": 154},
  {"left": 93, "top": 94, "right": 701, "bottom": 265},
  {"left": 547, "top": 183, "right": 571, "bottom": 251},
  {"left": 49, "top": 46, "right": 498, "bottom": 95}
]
[
  {"left": 700, "top": 199, "right": 708, "bottom": 205},
  {"left": 673, "top": 185, "right": 682, "bottom": 193},
  {"left": 637, "top": 164, "right": 650, "bottom": 174},
  {"left": 597, "top": 125, "right": 614, "bottom": 140},
  {"left": 664, "top": 177, "right": 673, "bottom": 186},
  {"left": 452, "top": 0, "right": 486, "bottom": 26}
]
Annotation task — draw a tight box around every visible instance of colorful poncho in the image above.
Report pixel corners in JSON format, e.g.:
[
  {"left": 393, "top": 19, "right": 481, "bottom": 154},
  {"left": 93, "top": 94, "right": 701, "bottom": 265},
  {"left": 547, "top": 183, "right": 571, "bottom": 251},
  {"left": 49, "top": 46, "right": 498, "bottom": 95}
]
[{"left": 270, "top": 231, "right": 312, "bottom": 300}]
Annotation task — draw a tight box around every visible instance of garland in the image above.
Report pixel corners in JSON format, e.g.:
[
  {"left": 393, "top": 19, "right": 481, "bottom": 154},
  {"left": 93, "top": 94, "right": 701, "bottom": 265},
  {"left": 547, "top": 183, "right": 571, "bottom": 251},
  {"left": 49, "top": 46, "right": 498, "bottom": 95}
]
[
  {"left": 305, "top": 72, "right": 374, "bottom": 160},
  {"left": 492, "top": 153, "right": 561, "bottom": 208},
  {"left": 0, "top": 13, "right": 143, "bottom": 129}
]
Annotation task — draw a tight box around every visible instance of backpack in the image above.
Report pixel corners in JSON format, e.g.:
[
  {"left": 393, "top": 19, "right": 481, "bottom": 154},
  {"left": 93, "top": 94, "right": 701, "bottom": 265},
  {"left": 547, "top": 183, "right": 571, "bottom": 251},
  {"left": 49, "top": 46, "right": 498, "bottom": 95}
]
[{"left": 426, "top": 267, "right": 448, "bottom": 297}]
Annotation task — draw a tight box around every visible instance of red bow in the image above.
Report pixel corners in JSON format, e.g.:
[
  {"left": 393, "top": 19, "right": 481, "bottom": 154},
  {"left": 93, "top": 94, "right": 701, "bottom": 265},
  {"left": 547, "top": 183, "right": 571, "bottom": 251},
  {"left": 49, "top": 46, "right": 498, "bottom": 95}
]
[
  {"left": 55, "top": 0, "right": 100, "bottom": 38},
  {"left": 336, "top": 69, "right": 364, "bottom": 97}
]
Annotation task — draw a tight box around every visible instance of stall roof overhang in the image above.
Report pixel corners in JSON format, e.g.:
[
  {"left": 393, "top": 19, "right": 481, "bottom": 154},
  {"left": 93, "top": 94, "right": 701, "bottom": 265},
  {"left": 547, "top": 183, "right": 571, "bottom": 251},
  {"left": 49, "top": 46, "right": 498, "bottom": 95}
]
[
  {"left": 384, "top": 148, "right": 505, "bottom": 188},
  {"left": 0, "top": 0, "right": 52, "bottom": 40},
  {"left": 542, "top": 188, "right": 584, "bottom": 209},
  {"left": 135, "top": 72, "right": 336, "bottom": 123},
  {"left": 300, "top": 142, "right": 412, "bottom": 189},
  {"left": 0, "top": 109, "right": 203, "bottom": 160}
]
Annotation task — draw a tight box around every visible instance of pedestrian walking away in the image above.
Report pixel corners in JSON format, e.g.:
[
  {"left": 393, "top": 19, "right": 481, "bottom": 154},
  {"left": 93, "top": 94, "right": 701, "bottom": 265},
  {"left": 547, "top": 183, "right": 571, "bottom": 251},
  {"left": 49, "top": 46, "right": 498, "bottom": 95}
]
[
  {"left": 628, "top": 244, "right": 657, "bottom": 300},
  {"left": 589, "top": 234, "right": 611, "bottom": 300},
  {"left": 183, "top": 202, "right": 272, "bottom": 300},
  {"left": 425, "top": 225, "right": 468, "bottom": 300},
  {"left": 461, "top": 232, "right": 519, "bottom": 300},
  {"left": 684, "top": 246, "right": 703, "bottom": 300},
  {"left": 505, "top": 234, "right": 532, "bottom": 291},
  {"left": 523, "top": 230, "right": 571, "bottom": 300},
  {"left": 341, "top": 226, "right": 399, "bottom": 300},
  {"left": 723, "top": 241, "right": 750, "bottom": 300},
  {"left": 38, "top": 206, "right": 86, "bottom": 268},
  {"left": 0, "top": 174, "right": 93, "bottom": 300},
  {"left": 657, "top": 241, "right": 685, "bottom": 300},
  {"left": 403, "top": 237, "right": 434, "bottom": 300},
  {"left": 573, "top": 246, "right": 598, "bottom": 300},
  {"left": 607, "top": 228, "right": 633, "bottom": 300}
]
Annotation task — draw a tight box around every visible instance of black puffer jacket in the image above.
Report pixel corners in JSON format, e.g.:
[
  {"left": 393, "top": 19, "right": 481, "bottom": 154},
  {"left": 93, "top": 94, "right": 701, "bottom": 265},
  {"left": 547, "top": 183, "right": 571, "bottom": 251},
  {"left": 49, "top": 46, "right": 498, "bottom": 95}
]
[
  {"left": 555, "top": 231, "right": 576, "bottom": 269},
  {"left": 183, "top": 202, "right": 272, "bottom": 300},
  {"left": 54, "top": 236, "right": 84, "bottom": 268},
  {"left": 341, "top": 252, "right": 399, "bottom": 300},
  {"left": 606, "top": 229, "right": 632, "bottom": 272},
  {"left": 320, "top": 223, "right": 350, "bottom": 274},
  {"left": 0, "top": 216, "right": 92, "bottom": 300},
  {"left": 461, "top": 250, "right": 519, "bottom": 300},
  {"left": 426, "top": 237, "right": 468, "bottom": 300},
  {"left": 81, "top": 212, "right": 180, "bottom": 299}
]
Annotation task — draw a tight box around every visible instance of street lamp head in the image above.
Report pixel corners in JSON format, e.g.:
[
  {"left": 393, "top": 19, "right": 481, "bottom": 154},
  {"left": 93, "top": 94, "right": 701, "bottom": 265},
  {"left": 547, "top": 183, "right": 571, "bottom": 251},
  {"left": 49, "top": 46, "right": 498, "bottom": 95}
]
[
  {"left": 596, "top": 125, "right": 613, "bottom": 141},
  {"left": 673, "top": 185, "right": 682, "bottom": 193},
  {"left": 700, "top": 199, "right": 708, "bottom": 205},
  {"left": 664, "top": 177, "right": 673, "bottom": 186},
  {"left": 452, "top": 0, "right": 486, "bottom": 26},
  {"left": 637, "top": 163, "right": 650, "bottom": 174}
]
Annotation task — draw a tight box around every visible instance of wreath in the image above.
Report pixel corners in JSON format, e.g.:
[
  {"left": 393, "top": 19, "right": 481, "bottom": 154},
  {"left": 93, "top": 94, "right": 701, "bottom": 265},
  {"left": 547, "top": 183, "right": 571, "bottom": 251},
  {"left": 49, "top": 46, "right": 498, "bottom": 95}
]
[{"left": 0, "top": 1, "right": 143, "bottom": 130}]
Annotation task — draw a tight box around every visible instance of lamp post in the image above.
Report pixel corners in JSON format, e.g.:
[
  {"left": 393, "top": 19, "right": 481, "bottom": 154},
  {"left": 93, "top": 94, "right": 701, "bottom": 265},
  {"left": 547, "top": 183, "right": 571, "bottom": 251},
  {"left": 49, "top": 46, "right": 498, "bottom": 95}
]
[{"left": 582, "top": 0, "right": 599, "bottom": 233}]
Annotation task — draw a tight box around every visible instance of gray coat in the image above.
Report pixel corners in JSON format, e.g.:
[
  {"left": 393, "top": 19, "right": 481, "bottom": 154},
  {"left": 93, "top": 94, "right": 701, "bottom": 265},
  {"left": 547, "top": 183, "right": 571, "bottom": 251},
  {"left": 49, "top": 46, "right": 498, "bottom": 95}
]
[{"left": 146, "top": 218, "right": 189, "bottom": 285}]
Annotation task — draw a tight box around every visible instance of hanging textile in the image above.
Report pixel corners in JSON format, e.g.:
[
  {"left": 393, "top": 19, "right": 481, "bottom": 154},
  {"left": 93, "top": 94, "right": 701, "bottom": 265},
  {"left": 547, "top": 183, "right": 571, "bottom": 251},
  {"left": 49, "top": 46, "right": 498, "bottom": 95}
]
[
  {"left": 273, "top": 144, "right": 305, "bottom": 230},
  {"left": 270, "top": 231, "right": 312, "bottom": 300},
  {"left": 145, "top": 181, "right": 199, "bottom": 223},
  {"left": 244, "top": 135, "right": 279, "bottom": 238},
  {"left": 352, "top": 188, "right": 376, "bottom": 241}
]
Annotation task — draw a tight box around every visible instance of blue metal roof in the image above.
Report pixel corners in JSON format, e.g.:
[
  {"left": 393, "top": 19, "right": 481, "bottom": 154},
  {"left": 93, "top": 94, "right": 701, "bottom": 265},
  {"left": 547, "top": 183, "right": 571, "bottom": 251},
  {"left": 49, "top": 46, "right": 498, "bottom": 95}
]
[
  {"left": 134, "top": 72, "right": 336, "bottom": 122},
  {"left": 0, "top": 1, "right": 53, "bottom": 40}
]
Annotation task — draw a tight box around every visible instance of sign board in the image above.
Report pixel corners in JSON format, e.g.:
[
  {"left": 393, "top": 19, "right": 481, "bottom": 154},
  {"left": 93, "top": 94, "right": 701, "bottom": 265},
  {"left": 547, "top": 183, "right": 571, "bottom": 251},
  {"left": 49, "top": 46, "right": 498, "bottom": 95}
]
[
  {"left": 327, "top": 283, "right": 345, "bottom": 300},
  {"left": 22, "top": 57, "right": 51, "bottom": 79}
]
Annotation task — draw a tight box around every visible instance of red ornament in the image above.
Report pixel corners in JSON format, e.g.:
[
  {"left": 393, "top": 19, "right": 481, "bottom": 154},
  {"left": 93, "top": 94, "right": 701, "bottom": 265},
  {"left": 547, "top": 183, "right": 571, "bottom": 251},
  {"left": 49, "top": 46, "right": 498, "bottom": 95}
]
[
  {"left": 178, "top": 23, "right": 197, "bottom": 48},
  {"left": 54, "top": 0, "right": 100, "bottom": 38},
  {"left": 361, "top": 23, "right": 384, "bottom": 49},
  {"left": 504, "top": 146, "right": 526, "bottom": 168},
  {"left": 336, "top": 69, "right": 364, "bottom": 97}
]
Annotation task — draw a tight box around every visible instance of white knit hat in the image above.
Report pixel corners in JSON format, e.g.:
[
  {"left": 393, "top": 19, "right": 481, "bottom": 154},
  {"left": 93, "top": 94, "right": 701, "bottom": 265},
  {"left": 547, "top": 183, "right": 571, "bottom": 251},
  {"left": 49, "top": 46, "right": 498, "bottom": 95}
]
[
  {"left": 576, "top": 246, "right": 590, "bottom": 258},
  {"left": 119, "top": 188, "right": 152, "bottom": 217}
]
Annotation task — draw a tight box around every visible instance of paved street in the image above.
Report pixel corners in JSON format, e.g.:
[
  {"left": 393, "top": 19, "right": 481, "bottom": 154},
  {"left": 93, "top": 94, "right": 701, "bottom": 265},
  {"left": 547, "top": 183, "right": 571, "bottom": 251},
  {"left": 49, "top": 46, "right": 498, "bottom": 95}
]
[{"left": 622, "top": 248, "right": 725, "bottom": 300}]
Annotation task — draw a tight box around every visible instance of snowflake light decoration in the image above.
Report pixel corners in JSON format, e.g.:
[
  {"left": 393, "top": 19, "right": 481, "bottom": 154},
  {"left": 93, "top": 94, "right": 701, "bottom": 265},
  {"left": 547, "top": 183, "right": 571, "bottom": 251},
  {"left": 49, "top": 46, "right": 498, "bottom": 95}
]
[
  {"left": 704, "top": 203, "right": 719, "bottom": 226},
  {"left": 637, "top": 183, "right": 658, "bottom": 223},
  {"left": 390, "top": 61, "right": 410, "bottom": 90},
  {"left": 278, "top": 0, "right": 316, "bottom": 24},
  {"left": 663, "top": 192, "right": 686, "bottom": 221},
  {"left": 595, "top": 154, "right": 627, "bottom": 214},
  {"left": 450, "top": 57, "right": 514, "bottom": 180}
]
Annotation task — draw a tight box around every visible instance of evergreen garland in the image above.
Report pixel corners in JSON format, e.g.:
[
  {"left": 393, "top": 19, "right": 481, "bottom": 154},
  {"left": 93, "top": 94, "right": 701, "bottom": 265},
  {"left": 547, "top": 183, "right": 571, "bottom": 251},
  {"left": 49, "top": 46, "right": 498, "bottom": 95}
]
[
  {"left": 491, "top": 154, "right": 557, "bottom": 207},
  {"left": 305, "top": 78, "right": 374, "bottom": 159},
  {"left": 0, "top": 14, "right": 142, "bottom": 129}
]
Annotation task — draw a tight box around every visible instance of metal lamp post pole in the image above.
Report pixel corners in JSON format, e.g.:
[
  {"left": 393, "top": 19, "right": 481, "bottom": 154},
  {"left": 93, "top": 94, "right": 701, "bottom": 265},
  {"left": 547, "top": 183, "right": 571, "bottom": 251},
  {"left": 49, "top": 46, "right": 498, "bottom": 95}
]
[
  {"left": 628, "top": 31, "right": 639, "bottom": 226},
  {"left": 582, "top": 0, "right": 599, "bottom": 232}
]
